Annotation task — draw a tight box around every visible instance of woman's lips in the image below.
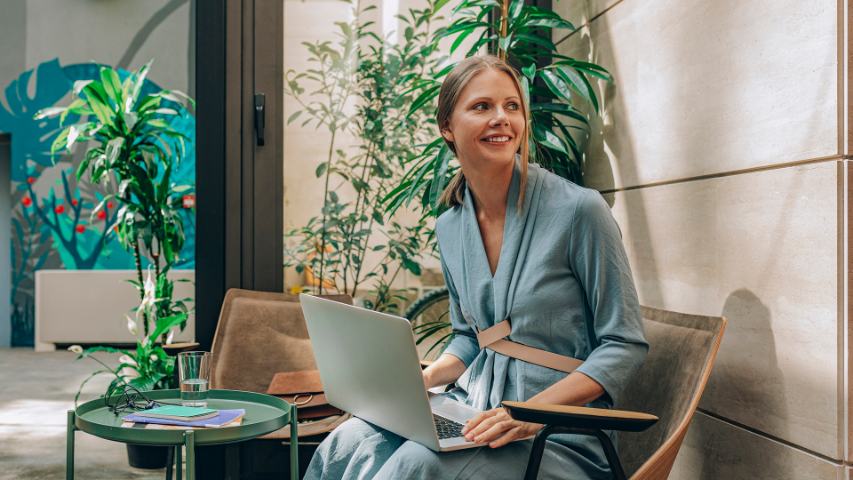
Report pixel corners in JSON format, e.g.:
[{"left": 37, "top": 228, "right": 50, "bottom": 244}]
[{"left": 481, "top": 135, "right": 512, "bottom": 145}]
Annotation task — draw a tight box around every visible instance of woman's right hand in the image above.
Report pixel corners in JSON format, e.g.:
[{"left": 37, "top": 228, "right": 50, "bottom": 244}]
[{"left": 421, "top": 354, "right": 466, "bottom": 390}]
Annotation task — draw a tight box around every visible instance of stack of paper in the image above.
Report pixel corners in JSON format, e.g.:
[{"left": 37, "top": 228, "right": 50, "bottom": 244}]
[
  {"left": 123, "top": 406, "right": 246, "bottom": 428},
  {"left": 135, "top": 406, "right": 218, "bottom": 421}
]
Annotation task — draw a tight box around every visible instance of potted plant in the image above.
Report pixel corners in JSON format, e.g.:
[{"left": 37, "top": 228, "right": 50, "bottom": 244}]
[
  {"left": 67, "top": 269, "right": 184, "bottom": 468},
  {"left": 282, "top": 1, "right": 440, "bottom": 312},
  {"left": 36, "top": 60, "right": 194, "bottom": 469}
]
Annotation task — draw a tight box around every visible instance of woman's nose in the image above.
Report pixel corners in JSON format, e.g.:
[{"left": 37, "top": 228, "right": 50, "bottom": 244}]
[{"left": 490, "top": 108, "right": 509, "bottom": 126}]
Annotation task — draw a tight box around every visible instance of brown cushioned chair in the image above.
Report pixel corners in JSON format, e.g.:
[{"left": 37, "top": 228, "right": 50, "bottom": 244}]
[
  {"left": 209, "top": 288, "right": 351, "bottom": 393},
  {"left": 206, "top": 288, "right": 352, "bottom": 477},
  {"left": 504, "top": 306, "right": 726, "bottom": 480}
]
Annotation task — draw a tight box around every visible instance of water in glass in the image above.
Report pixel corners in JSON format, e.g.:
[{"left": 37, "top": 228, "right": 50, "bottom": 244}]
[{"left": 181, "top": 378, "right": 209, "bottom": 407}]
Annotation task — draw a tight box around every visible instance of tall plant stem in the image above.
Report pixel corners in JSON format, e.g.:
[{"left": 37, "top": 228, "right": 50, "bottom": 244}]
[
  {"left": 132, "top": 238, "right": 149, "bottom": 337},
  {"left": 350, "top": 214, "right": 376, "bottom": 296},
  {"left": 317, "top": 126, "right": 338, "bottom": 295},
  {"left": 153, "top": 242, "right": 161, "bottom": 280},
  {"left": 340, "top": 0, "right": 371, "bottom": 292},
  {"left": 499, "top": 0, "right": 509, "bottom": 60},
  {"left": 349, "top": 147, "right": 381, "bottom": 296},
  {"left": 342, "top": 136, "right": 377, "bottom": 295}
]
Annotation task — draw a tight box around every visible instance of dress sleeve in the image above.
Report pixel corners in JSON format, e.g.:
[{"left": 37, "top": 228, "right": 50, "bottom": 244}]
[
  {"left": 439, "top": 254, "right": 480, "bottom": 367},
  {"left": 569, "top": 190, "right": 648, "bottom": 405}
]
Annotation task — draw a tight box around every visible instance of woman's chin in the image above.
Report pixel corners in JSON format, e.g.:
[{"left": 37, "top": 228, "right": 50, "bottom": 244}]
[
  {"left": 479, "top": 150, "right": 517, "bottom": 166},
  {"left": 458, "top": 146, "right": 518, "bottom": 170}
]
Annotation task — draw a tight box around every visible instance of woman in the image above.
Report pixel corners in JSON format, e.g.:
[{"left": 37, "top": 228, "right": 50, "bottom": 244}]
[{"left": 306, "top": 55, "right": 648, "bottom": 479}]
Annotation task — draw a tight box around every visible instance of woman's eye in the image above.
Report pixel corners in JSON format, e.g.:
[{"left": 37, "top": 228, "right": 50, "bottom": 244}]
[
  {"left": 473, "top": 103, "right": 488, "bottom": 111},
  {"left": 506, "top": 102, "right": 519, "bottom": 111}
]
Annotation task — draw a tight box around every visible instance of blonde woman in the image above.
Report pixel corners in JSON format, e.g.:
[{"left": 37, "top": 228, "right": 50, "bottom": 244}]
[{"left": 306, "top": 55, "right": 648, "bottom": 479}]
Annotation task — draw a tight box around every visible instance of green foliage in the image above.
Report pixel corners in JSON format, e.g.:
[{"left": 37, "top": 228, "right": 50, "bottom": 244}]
[
  {"left": 36, "top": 61, "right": 195, "bottom": 396},
  {"left": 384, "top": 0, "right": 612, "bottom": 217},
  {"left": 283, "top": 2, "right": 441, "bottom": 312},
  {"left": 38, "top": 62, "right": 193, "bottom": 274}
]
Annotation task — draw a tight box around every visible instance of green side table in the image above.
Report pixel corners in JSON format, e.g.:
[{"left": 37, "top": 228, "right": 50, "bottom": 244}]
[{"left": 67, "top": 389, "right": 298, "bottom": 480}]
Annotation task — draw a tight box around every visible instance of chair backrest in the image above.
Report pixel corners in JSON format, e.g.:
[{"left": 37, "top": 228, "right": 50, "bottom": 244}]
[
  {"left": 619, "top": 307, "right": 726, "bottom": 480},
  {"left": 209, "top": 289, "right": 352, "bottom": 393}
]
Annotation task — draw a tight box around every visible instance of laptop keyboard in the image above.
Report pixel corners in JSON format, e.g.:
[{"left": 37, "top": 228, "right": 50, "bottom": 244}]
[{"left": 433, "top": 413, "right": 465, "bottom": 440}]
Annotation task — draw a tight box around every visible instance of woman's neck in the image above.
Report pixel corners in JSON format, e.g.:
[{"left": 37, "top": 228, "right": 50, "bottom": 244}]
[{"left": 464, "top": 159, "right": 514, "bottom": 220}]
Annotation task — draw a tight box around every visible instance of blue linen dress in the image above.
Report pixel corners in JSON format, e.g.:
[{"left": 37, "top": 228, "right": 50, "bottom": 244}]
[{"left": 306, "top": 161, "right": 648, "bottom": 479}]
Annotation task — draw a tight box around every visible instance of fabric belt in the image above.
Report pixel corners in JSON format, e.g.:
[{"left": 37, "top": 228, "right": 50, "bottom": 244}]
[{"left": 476, "top": 319, "right": 583, "bottom": 374}]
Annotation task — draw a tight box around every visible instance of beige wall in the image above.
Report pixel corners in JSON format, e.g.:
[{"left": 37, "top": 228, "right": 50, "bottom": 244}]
[
  {"left": 13, "top": 0, "right": 192, "bottom": 95},
  {"left": 554, "top": 0, "right": 849, "bottom": 476}
]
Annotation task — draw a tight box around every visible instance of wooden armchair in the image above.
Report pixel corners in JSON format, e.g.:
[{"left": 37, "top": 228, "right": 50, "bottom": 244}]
[{"left": 503, "top": 306, "right": 726, "bottom": 480}]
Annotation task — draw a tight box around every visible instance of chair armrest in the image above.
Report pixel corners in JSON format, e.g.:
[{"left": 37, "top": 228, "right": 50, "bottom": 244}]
[{"left": 502, "top": 401, "right": 658, "bottom": 432}]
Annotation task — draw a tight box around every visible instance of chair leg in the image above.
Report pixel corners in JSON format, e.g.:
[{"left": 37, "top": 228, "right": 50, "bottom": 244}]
[
  {"left": 523, "top": 426, "right": 627, "bottom": 480},
  {"left": 524, "top": 425, "right": 557, "bottom": 480},
  {"left": 592, "top": 430, "right": 627, "bottom": 480}
]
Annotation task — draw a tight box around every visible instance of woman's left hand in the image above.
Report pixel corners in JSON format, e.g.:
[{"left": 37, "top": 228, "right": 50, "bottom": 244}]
[{"left": 461, "top": 407, "right": 542, "bottom": 448}]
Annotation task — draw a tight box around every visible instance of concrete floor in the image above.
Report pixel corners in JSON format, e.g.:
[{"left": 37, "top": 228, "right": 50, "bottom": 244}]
[{"left": 0, "top": 348, "right": 169, "bottom": 479}]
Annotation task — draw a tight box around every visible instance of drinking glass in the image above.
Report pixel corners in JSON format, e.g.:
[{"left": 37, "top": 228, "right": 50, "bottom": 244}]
[{"left": 178, "top": 351, "right": 211, "bottom": 407}]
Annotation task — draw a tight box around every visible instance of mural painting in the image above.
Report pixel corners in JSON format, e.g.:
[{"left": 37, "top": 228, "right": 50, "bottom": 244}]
[{"left": 0, "top": 59, "right": 196, "bottom": 346}]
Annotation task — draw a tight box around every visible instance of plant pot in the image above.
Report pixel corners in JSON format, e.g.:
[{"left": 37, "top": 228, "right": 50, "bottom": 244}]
[{"left": 126, "top": 444, "right": 170, "bottom": 469}]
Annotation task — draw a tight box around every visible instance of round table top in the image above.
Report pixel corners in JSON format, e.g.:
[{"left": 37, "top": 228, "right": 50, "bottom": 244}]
[{"left": 74, "top": 389, "right": 292, "bottom": 446}]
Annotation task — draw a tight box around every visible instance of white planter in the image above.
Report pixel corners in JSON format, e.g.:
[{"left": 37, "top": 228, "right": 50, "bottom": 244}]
[{"left": 34, "top": 269, "right": 195, "bottom": 351}]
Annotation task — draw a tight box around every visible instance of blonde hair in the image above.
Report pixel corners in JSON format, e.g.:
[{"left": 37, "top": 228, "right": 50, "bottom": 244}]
[{"left": 436, "top": 55, "right": 530, "bottom": 209}]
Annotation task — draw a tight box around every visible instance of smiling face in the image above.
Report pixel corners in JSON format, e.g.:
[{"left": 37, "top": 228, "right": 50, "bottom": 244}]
[{"left": 441, "top": 68, "right": 526, "bottom": 173}]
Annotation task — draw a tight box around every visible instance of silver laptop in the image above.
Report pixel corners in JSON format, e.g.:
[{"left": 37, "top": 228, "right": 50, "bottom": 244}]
[{"left": 299, "top": 293, "right": 482, "bottom": 451}]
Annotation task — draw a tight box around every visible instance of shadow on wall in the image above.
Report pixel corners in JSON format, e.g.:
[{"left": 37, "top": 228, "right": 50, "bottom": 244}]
[
  {"left": 691, "top": 289, "right": 790, "bottom": 479},
  {"left": 561, "top": 1, "right": 665, "bottom": 308}
]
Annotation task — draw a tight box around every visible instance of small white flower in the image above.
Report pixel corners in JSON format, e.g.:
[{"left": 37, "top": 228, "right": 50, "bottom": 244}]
[
  {"left": 141, "top": 268, "right": 157, "bottom": 311},
  {"left": 126, "top": 315, "right": 138, "bottom": 336},
  {"left": 119, "top": 354, "right": 138, "bottom": 367},
  {"left": 67, "top": 345, "right": 83, "bottom": 354},
  {"left": 150, "top": 354, "right": 158, "bottom": 363},
  {"left": 67, "top": 125, "right": 80, "bottom": 146}
]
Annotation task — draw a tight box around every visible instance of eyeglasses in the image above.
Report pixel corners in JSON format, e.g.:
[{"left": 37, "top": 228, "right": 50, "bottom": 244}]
[{"left": 104, "top": 383, "right": 161, "bottom": 415}]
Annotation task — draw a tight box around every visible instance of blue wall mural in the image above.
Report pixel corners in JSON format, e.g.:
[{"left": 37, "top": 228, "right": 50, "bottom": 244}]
[{"left": 0, "top": 59, "right": 196, "bottom": 347}]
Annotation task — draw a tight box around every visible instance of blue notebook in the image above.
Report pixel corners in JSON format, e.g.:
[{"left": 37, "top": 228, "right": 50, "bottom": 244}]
[{"left": 124, "top": 409, "right": 245, "bottom": 427}]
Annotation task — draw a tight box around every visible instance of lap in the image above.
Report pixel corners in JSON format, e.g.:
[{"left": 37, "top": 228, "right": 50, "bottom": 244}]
[
  {"left": 378, "top": 438, "right": 605, "bottom": 480},
  {"left": 309, "top": 418, "right": 609, "bottom": 480},
  {"left": 306, "top": 418, "right": 405, "bottom": 480}
]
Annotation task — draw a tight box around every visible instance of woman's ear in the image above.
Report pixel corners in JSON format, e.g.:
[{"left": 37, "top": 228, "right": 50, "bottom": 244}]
[{"left": 441, "top": 127, "right": 455, "bottom": 143}]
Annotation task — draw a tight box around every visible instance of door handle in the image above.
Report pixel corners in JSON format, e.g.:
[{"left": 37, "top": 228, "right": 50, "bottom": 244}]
[{"left": 254, "top": 93, "right": 265, "bottom": 146}]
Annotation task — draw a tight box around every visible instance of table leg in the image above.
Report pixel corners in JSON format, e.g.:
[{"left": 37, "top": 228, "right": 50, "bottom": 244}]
[
  {"left": 66, "top": 410, "right": 75, "bottom": 480},
  {"left": 184, "top": 430, "right": 195, "bottom": 480},
  {"left": 176, "top": 445, "right": 183, "bottom": 480},
  {"left": 289, "top": 405, "right": 298, "bottom": 480},
  {"left": 225, "top": 444, "right": 240, "bottom": 478},
  {"left": 166, "top": 446, "right": 174, "bottom": 480}
]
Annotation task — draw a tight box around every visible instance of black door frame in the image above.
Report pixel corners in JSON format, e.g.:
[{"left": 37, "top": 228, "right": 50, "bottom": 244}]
[{"left": 196, "top": 0, "right": 283, "bottom": 349}]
